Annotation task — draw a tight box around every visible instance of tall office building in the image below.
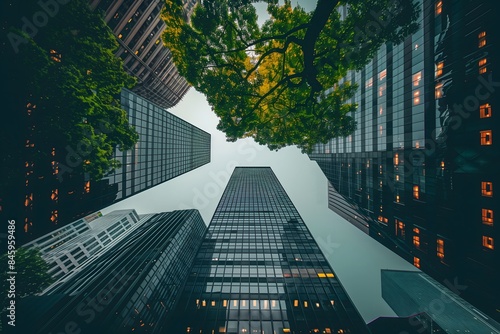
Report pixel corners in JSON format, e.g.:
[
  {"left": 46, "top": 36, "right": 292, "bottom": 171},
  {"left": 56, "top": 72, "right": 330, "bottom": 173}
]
[
  {"left": 381, "top": 270, "right": 500, "bottom": 333},
  {"left": 168, "top": 167, "right": 369, "bottom": 333},
  {"left": 17, "top": 209, "right": 206, "bottom": 333},
  {"left": 309, "top": 0, "right": 498, "bottom": 319},
  {"left": 89, "top": 0, "right": 195, "bottom": 108},
  {"left": 10, "top": 88, "right": 210, "bottom": 244},
  {"left": 23, "top": 209, "right": 144, "bottom": 279}
]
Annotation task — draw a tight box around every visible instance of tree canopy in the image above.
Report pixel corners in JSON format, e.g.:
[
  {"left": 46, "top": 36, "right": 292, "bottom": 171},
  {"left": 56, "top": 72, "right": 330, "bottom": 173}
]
[
  {"left": 1, "top": 0, "right": 138, "bottom": 181},
  {"left": 162, "top": 0, "right": 419, "bottom": 153}
]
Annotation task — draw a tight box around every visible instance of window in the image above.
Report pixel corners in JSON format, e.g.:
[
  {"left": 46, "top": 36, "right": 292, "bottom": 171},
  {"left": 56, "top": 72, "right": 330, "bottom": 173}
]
[
  {"left": 379, "top": 69, "right": 387, "bottom": 81},
  {"left": 482, "top": 236, "right": 494, "bottom": 250},
  {"left": 413, "top": 229, "right": 420, "bottom": 248},
  {"left": 437, "top": 239, "right": 445, "bottom": 259},
  {"left": 479, "top": 58, "right": 487, "bottom": 74},
  {"left": 395, "top": 220, "right": 405, "bottom": 239},
  {"left": 482, "top": 209, "right": 494, "bottom": 225},
  {"left": 413, "top": 71, "right": 422, "bottom": 86},
  {"left": 365, "top": 77, "right": 373, "bottom": 88},
  {"left": 435, "top": 1, "right": 443, "bottom": 15},
  {"left": 480, "top": 130, "right": 492, "bottom": 145},
  {"left": 84, "top": 181, "right": 91, "bottom": 193},
  {"left": 413, "top": 185, "right": 420, "bottom": 199},
  {"left": 394, "top": 153, "right": 399, "bottom": 165},
  {"left": 481, "top": 181, "right": 493, "bottom": 197},
  {"left": 413, "top": 90, "right": 421, "bottom": 105},
  {"left": 436, "top": 62, "right": 444, "bottom": 77},
  {"left": 478, "top": 31, "right": 486, "bottom": 48},
  {"left": 435, "top": 82, "right": 443, "bottom": 99},
  {"left": 480, "top": 103, "right": 492, "bottom": 118},
  {"left": 414, "top": 257, "right": 421, "bottom": 268}
]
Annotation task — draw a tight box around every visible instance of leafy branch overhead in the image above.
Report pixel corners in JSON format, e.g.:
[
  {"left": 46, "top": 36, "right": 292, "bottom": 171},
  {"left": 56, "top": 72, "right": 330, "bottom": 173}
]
[{"left": 162, "top": 0, "right": 419, "bottom": 153}]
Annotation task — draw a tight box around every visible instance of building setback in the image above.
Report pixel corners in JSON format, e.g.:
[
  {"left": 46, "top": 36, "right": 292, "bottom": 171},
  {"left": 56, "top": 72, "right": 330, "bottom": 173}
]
[
  {"left": 89, "top": 0, "right": 195, "bottom": 109},
  {"left": 168, "top": 167, "right": 370, "bottom": 333},
  {"left": 381, "top": 270, "right": 500, "bottom": 333},
  {"left": 309, "top": 0, "right": 498, "bottom": 319},
  {"left": 17, "top": 209, "right": 206, "bottom": 333}
]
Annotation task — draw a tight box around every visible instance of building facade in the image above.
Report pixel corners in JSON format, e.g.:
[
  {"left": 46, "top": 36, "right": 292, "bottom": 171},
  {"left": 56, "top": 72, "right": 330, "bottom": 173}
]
[
  {"left": 168, "top": 167, "right": 370, "bottom": 333},
  {"left": 23, "top": 209, "right": 145, "bottom": 279},
  {"left": 309, "top": 0, "right": 498, "bottom": 319},
  {"left": 18, "top": 209, "right": 206, "bottom": 334},
  {"left": 89, "top": 0, "right": 195, "bottom": 108},
  {"left": 9, "top": 88, "right": 210, "bottom": 244},
  {"left": 381, "top": 270, "right": 500, "bottom": 333}
]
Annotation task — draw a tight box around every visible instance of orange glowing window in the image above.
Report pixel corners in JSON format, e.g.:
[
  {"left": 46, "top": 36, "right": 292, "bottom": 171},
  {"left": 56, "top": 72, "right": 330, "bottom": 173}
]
[
  {"left": 437, "top": 239, "right": 445, "bottom": 259},
  {"left": 413, "top": 257, "right": 421, "bottom": 268},
  {"left": 413, "top": 185, "right": 420, "bottom": 199},
  {"left": 435, "top": 82, "right": 443, "bottom": 99},
  {"left": 50, "top": 210, "right": 58, "bottom": 223},
  {"left": 478, "top": 31, "right": 487, "bottom": 48},
  {"left": 479, "top": 58, "right": 487, "bottom": 74},
  {"left": 84, "top": 181, "right": 91, "bottom": 193},
  {"left": 413, "top": 71, "right": 422, "bottom": 86},
  {"left": 293, "top": 300, "right": 299, "bottom": 307},
  {"left": 479, "top": 67, "right": 487, "bottom": 74},
  {"left": 413, "top": 235, "right": 420, "bottom": 248},
  {"left": 395, "top": 220, "right": 405, "bottom": 238},
  {"left": 413, "top": 90, "right": 421, "bottom": 105},
  {"left": 435, "top": 1, "right": 442, "bottom": 15},
  {"left": 480, "top": 103, "right": 491, "bottom": 118},
  {"left": 394, "top": 153, "right": 399, "bottom": 165},
  {"left": 479, "top": 59, "right": 487, "bottom": 66},
  {"left": 436, "top": 62, "right": 444, "bottom": 77},
  {"left": 481, "top": 182, "right": 493, "bottom": 197},
  {"left": 480, "top": 130, "right": 492, "bottom": 145},
  {"left": 482, "top": 236, "right": 494, "bottom": 250},
  {"left": 396, "top": 195, "right": 400, "bottom": 203},
  {"left": 50, "top": 189, "right": 59, "bottom": 201},
  {"left": 482, "top": 209, "right": 494, "bottom": 225},
  {"left": 222, "top": 300, "right": 227, "bottom": 307}
]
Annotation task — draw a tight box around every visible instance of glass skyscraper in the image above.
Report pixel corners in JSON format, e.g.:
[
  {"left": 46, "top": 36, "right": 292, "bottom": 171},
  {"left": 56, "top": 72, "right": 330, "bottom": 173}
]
[
  {"left": 309, "top": 0, "right": 498, "bottom": 320},
  {"left": 169, "top": 167, "right": 369, "bottom": 333},
  {"left": 17, "top": 209, "right": 206, "bottom": 333}
]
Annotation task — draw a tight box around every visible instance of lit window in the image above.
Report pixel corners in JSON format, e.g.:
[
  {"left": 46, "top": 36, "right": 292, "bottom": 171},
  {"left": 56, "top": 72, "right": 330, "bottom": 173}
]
[
  {"left": 395, "top": 220, "right": 405, "bottom": 238},
  {"left": 414, "top": 257, "right": 421, "bottom": 268},
  {"left": 479, "top": 58, "right": 487, "bottom": 74},
  {"left": 480, "top": 103, "right": 492, "bottom": 118},
  {"left": 396, "top": 195, "right": 400, "bottom": 203},
  {"left": 481, "top": 181, "right": 493, "bottom": 197},
  {"left": 84, "top": 181, "right": 91, "bottom": 193},
  {"left": 482, "top": 236, "right": 494, "bottom": 250},
  {"left": 435, "top": 82, "right": 443, "bottom": 99},
  {"left": 223, "top": 300, "right": 228, "bottom": 307},
  {"left": 482, "top": 209, "right": 494, "bottom": 225},
  {"left": 394, "top": 153, "right": 399, "bottom": 165},
  {"left": 413, "top": 90, "right": 421, "bottom": 105},
  {"left": 379, "top": 84, "right": 386, "bottom": 96},
  {"left": 50, "top": 210, "right": 58, "bottom": 223},
  {"left": 379, "top": 69, "right": 387, "bottom": 81},
  {"left": 413, "top": 235, "right": 420, "bottom": 248},
  {"left": 413, "top": 71, "right": 422, "bottom": 86},
  {"left": 480, "top": 130, "right": 492, "bottom": 145},
  {"left": 293, "top": 300, "right": 299, "bottom": 307},
  {"left": 304, "top": 301, "right": 308, "bottom": 308},
  {"left": 435, "top": 1, "right": 442, "bottom": 15},
  {"left": 436, "top": 62, "right": 444, "bottom": 77},
  {"left": 211, "top": 301, "right": 216, "bottom": 307},
  {"left": 413, "top": 185, "right": 420, "bottom": 199},
  {"left": 437, "top": 239, "right": 445, "bottom": 259},
  {"left": 201, "top": 300, "right": 206, "bottom": 307},
  {"left": 478, "top": 31, "right": 486, "bottom": 48},
  {"left": 365, "top": 77, "right": 373, "bottom": 88}
]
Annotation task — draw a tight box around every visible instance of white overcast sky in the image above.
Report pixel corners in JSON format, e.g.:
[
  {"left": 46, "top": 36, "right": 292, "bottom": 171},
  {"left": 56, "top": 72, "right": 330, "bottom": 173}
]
[
  {"left": 104, "top": 0, "right": 417, "bottom": 323},
  {"left": 102, "top": 88, "right": 417, "bottom": 322}
]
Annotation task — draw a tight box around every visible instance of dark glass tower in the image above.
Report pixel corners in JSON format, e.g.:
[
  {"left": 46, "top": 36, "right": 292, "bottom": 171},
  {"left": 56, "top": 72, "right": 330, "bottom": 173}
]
[
  {"left": 89, "top": 0, "right": 195, "bottom": 108},
  {"left": 169, "top": 167, "right": 369, "bottom": 333},
  {"left": 17, "top": 209, "right": 207, "bottom": 333},
  {"left": 309, "top": 0, "right": 498, "bottom": 319}
]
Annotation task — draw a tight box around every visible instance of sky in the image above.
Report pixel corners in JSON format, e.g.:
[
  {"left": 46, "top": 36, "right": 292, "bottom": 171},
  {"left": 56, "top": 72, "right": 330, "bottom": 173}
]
[
  {"left": 105, "top": 0, "right": 418, "bottom": 324},
  {"left": 102, "top": 88, "right": 417, "bottom": 323}
]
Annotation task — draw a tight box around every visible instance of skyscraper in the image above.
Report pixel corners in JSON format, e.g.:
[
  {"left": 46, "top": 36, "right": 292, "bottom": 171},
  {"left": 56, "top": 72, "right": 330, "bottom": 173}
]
[
  {"left": 89, "top": 0, "right": 194, "bottom": 108},
  {"left": 169, "top": 167, "right": 370, "bottom": 333},
  {"left": 17, "top": 209, "right": 207, "bottom": 333},
  {"left": 11, "top": 88, "right": 210, "bottom": 244},
  {"left": 309, "top": 0, "right": 498, "bottom": 319}
]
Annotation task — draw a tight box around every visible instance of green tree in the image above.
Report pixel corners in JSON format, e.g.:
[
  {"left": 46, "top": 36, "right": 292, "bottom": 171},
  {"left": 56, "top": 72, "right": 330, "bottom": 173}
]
[
  {"left": 162, "top": 0, "right": 419, "bottom": 153},
  {"left": 1, "top": 0, "right": 138, "bottom": 182},
  {"left": 0, "top": 248, "right": 53, "bottom": 298}
]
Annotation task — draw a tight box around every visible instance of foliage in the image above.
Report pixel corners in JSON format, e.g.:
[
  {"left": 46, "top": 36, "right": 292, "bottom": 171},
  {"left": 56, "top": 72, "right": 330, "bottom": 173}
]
[
  {"left": 1, "top": 0, "right": 138, "bottom": 181},
  {"left": 162, "top": 0, "right": 419, "bottom": 152},
  {"left": 0, "top": 248, "right": 54, "bottom": 299}
]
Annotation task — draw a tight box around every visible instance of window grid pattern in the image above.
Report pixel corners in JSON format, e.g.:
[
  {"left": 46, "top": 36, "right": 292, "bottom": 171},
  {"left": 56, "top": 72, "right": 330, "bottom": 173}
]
[{"left": 170, "top": 167, "right": 369, "bottom": 333}]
